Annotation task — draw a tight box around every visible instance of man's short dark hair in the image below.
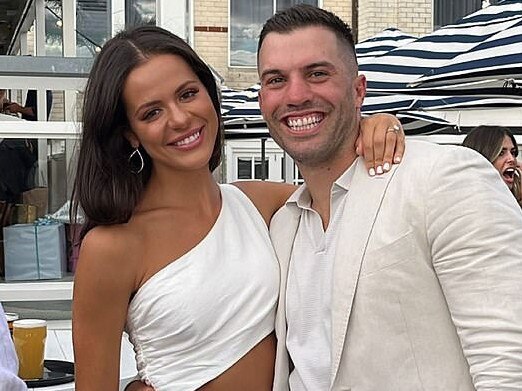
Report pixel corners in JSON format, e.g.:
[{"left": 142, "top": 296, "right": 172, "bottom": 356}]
[{"left": 257, "top": 4, "right": 356, "bottom": 63}]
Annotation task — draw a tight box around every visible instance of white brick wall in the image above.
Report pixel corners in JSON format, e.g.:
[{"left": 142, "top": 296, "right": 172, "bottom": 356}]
[{"left": 358, "top": 0, "right": 432, "bottom": 41}]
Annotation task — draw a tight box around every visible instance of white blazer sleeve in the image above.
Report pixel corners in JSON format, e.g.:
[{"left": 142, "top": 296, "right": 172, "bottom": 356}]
[
  {"left": 426, "top": 146, "right": 522, "bottom": 390},
  {"left": 0, "top": 304, "right": 27, "bottom": 391}
]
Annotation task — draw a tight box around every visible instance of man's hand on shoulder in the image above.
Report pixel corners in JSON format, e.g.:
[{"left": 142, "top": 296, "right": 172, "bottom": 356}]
[{"left": 125, "top": 380, "right": 154, "bottom": 391}]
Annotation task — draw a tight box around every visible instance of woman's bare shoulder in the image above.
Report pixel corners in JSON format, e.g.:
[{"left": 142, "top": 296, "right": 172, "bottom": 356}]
[{"left": 77, "top": 223, "right": 142, "bottom": 283}]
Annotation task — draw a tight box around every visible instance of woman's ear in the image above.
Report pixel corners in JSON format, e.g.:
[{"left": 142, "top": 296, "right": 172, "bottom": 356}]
[{"left": 124, "top": 129, "right": 139, "bottom": 149}]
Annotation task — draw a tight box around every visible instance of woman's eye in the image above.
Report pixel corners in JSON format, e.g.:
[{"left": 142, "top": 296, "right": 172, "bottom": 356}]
[
  {"left": 143, "top": 109, "right": 160, "bottom": 120},
  {"left": 181, "top": 89, "right": 198, "bottom": 101}
]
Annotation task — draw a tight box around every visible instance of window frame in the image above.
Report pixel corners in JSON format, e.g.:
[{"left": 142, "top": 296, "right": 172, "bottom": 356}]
[{"left": 228, "top": 0, "right": 321, "bottom": 69}]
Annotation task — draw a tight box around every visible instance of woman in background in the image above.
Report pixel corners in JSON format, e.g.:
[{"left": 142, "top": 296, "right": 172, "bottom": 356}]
[
  {"left": 71, "top": 25, "right": 404, "bottom": 391},
  {"left": 463, "top": 125, "right": 521, "bottom": 206}
]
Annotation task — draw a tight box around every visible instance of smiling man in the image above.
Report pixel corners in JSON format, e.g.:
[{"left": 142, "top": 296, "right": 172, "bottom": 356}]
[{"left": 258, "top": 5, "right": 522, "bottom": 391}]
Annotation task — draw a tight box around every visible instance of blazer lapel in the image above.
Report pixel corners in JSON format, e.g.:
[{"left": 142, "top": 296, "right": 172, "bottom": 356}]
[
  {"left": 330, "top": 158, "right": 398, "bottom": 387},
  {"left": 270, "top": 206, "right": 302, "bottom": 390}
]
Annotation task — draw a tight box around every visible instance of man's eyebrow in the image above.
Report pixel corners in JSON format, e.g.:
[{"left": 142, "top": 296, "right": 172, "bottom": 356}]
[
  {"left": 260, "top": 61, "right": 335, "bottom": 80},
  {"left": 304, "top": 61, "right": 334, "bottom": 70},
  {"left": 260, "top": 69, "right": 282, "bottom": 80}
]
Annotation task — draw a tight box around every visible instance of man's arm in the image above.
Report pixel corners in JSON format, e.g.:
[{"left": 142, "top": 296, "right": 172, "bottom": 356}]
[{"left": 427, "top": 146, "right": 522, "bottom": 389}]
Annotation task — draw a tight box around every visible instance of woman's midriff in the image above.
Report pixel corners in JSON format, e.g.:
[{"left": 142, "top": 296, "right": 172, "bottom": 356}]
[{"left": 198, "top": 332, "right": 276, "bottom": 391}]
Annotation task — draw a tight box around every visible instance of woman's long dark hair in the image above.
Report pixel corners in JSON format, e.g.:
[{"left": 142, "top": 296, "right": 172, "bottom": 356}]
[{"left": 71, "top": 26, "right": 223, "bottom": 237}]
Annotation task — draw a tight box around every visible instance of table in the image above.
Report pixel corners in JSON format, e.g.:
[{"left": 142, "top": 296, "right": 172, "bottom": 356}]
[{"left": 28, "top": 320, "right": 137, "bottom": 391}]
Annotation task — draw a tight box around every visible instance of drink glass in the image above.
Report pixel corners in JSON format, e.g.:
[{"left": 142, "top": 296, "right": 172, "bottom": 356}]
[
  {"left": 5, "top": 312, "right": 19, "bottom": 337},
  {"left": 13, "top": 319, "right": 47, "bottom": 380}
]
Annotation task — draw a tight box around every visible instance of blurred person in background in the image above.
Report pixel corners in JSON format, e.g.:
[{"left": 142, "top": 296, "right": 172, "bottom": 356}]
[
  {"left": 463, "top": 125, "right": 521, "bottom": 206},
  {"left": 3, "top": 90, "right": 53, "bottom": 121},
  {"left": 0, "top": 90, "right": 53, "bottom": 202}
]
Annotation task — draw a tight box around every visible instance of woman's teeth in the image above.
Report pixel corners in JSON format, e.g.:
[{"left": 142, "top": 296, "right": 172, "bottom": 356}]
[
  {"left": 504, "top": 168, "right": 515, "bottom": 178},
  {"left": 174, "top": 131, "right": 200, "bottom": 146}
]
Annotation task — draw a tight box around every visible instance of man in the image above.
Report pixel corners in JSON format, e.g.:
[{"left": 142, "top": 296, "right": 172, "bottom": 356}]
[
  {"left": 259, "top": 4, "right": 522, "bottom": 391},
  {"left": 0, "top": 304, "right": 27, "bottom": 391}
]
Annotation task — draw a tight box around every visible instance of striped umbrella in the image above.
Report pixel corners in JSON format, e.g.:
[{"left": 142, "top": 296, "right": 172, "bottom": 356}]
[
  {"left": 409, "top": 0, "right": 522, "bottom": 91},
  {"left": 360, "top": 0, "right": 522, "bottom": 99},
  {"left": 356, "top": 28, "right": 417, "bottom": 65}
]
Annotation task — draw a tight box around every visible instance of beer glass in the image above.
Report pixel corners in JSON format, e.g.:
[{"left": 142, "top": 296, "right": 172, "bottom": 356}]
[{"left": 13, "top": 319, "right": 47, "bottom": 380}]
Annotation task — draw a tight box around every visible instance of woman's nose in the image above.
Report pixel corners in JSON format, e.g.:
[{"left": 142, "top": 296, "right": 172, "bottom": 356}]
[{"left": 166, "top": 104, "right": 190, "bottom": 129}]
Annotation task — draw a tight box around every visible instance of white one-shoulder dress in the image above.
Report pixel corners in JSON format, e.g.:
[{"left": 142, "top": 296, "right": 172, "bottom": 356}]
[{"left": 125, "top": 184, "right": 280, "bottom": 391}]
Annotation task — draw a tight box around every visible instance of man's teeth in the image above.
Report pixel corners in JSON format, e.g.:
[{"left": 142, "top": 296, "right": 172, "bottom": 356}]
[
  {"left": 287, "top": 115, "right": 321, "bottom": 131},
  {"left": 174, "top": 131, "right": 200, "bottom": 146}
]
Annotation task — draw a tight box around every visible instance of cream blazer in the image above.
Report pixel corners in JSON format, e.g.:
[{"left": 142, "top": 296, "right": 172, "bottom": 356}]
[{"left": 270, "top": 140, "right": 522, "bottom": 391}]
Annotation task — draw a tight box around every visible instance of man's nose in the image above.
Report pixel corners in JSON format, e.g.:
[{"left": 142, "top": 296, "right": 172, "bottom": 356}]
[{"left": 285, "top": 77, "right": 313, "bottom": 106}]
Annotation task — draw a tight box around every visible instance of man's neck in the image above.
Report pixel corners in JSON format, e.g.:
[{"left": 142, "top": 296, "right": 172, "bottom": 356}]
[{"left": 298, "top": 148, "right": 358, "bottom": 229}]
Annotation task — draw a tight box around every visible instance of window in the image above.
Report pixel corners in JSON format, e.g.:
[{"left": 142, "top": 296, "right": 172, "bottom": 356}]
[
  {"left": 293, "top": 164, "right": 304, "bottom": 185},
  {"left": 237, "top": 157, "right": 252, "bottom": 179},
  {"left": 45, "top": 0, "right": 63, "bottom": 57},
  {"left": 126, "top": 0, "right": 156, "bottom": 28},
  {"left": 230, "top": 0, "right": 318, "bottom": 67},
  {"left": 76, "top": 0, "right": 111, "bottom": 57},
  {"left": 433, "top": 0, "right": 499, "bottom": 30},
  {"left": 237, "top": 157, "right": 269, "bottom": 179}
]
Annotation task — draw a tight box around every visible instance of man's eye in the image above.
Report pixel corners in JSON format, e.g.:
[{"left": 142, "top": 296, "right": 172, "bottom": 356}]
[
  {"left": 266, "top": 77, "right": 284, "bottom": 85},
  {"left": 310, "top": 70, "right": 327, "bottom": 78}
]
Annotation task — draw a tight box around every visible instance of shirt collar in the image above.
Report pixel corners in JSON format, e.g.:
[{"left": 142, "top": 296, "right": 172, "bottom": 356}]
[{"left": 285, "top": 159, "right": 358, "bottom": 211}]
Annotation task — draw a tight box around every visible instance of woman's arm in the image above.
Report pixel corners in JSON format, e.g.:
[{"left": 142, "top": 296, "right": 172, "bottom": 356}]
[
  {"left": 73, "top": 227, "right": 137, "bottom": 391},
  {"left": 357, "top": 113, "right": 405, "bottom": 175}
]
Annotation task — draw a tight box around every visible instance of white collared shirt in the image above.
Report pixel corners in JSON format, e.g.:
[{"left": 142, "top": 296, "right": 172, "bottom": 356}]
[{"left": 285, "top": 163, "right": 356, "bottom": 391}]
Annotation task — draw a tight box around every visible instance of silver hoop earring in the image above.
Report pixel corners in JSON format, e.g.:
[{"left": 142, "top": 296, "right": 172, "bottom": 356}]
[{"left": 128, "top": 147, "right": 144, "bottom": 174}]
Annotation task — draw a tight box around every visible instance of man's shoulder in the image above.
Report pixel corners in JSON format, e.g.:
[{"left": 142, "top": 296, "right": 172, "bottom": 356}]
[{"left": 401, "top": 139, "right": 484, "bottom": 167}]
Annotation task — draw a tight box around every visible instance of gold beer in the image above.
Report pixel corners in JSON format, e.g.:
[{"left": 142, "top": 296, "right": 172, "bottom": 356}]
[{"left": 13, "top": 319, "right": 47, "bottom": 380}]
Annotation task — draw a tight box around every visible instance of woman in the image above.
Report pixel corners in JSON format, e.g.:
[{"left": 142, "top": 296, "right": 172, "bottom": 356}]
[
  {"left": 462, "top": 125, "right": 521, "bottom": 205},
  {"left": 71, "top": 26, "right": 404, "bottom": 391}
]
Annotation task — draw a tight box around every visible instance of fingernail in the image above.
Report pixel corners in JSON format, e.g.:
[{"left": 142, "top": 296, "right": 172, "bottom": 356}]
[
  {"left": 376, "top": 165, "right": 383, "bottom": 175},
  {"left": 394, "top": 156, "right": 401, "bottom": 164},
  {"left": 369, "top": 168, "right": 376, "bottom": 177},
  {"left": 383, "top": 162, "right": 390, "bottom": 171}
]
